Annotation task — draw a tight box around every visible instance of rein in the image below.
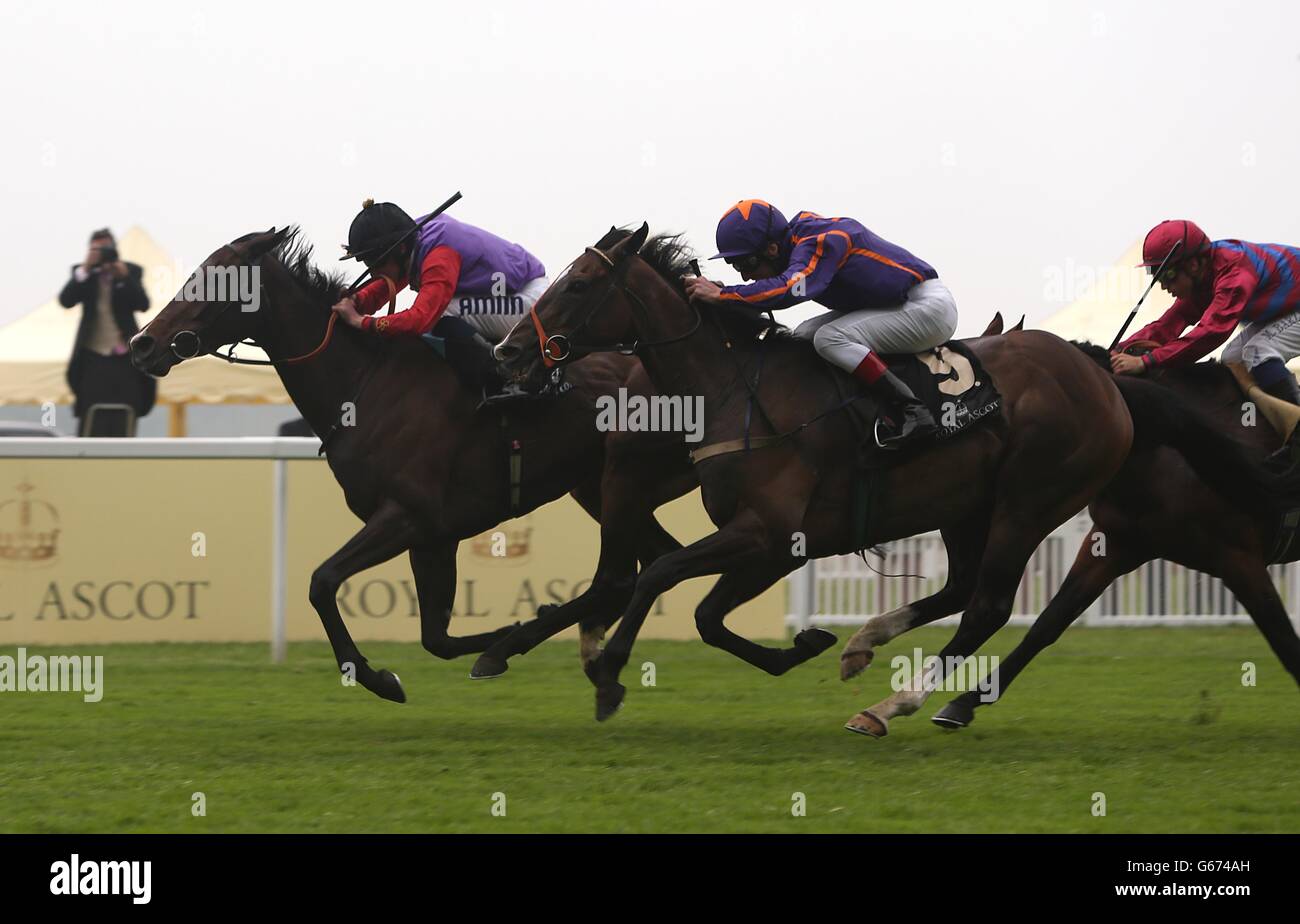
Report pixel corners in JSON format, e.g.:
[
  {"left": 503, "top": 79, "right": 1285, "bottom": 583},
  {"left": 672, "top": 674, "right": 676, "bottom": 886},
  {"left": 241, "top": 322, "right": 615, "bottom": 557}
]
[{"left": 172, "top": 248, "right": 398, "bottom": 368}]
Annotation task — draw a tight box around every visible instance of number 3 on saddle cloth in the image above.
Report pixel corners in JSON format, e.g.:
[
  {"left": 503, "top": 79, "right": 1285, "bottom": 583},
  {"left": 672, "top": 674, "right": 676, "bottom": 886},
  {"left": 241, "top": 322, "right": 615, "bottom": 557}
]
[{"left": 868, "top": 342, "right": 1002, "bottom": 447}]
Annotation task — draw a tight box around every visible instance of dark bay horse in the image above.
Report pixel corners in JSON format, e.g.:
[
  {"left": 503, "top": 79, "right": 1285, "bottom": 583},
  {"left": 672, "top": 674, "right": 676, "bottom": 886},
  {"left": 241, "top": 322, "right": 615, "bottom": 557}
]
[
  {"left": 496, "top": 225, "right": 1164, "bottom": 728},
  {"left": 130, "top": 227, "right": 699, "bottom": 702},
  {"left": 929, "top": 342, "right": 1300, "bottom": 728}
]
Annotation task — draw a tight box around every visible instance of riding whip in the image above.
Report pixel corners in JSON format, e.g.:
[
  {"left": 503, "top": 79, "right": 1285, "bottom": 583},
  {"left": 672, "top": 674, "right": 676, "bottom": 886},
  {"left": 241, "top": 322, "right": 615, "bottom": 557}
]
[{"left": 1108, "top": 239, "right": 1182, "bottom": 351}]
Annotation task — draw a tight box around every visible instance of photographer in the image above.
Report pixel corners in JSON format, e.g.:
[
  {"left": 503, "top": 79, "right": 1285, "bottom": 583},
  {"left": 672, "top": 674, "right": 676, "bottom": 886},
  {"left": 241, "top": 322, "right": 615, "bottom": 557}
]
[{"left": 57, "top": 228, "right": 156, "bottom": 433}]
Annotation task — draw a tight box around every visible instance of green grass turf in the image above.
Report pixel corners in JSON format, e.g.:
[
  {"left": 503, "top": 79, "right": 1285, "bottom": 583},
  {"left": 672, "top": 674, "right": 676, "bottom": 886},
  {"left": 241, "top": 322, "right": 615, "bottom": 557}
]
[{"left": 0, "top": 626, "right": 1296, "bottom": 833}]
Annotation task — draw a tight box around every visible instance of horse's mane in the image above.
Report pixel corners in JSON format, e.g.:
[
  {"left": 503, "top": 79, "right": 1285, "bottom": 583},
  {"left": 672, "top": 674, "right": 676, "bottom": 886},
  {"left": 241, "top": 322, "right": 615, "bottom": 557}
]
[
  {"left": 597, "top": 227, "right": 794, "bottom": 344},
  {"left": 231, "top": 226, "right": 401, "bottom": 359},
  {"left": 1072, "top": 340, "right": 1237, "bottom": 397},
  {"left": 232, "top": 226, "right": 351, "bottom": 304}
]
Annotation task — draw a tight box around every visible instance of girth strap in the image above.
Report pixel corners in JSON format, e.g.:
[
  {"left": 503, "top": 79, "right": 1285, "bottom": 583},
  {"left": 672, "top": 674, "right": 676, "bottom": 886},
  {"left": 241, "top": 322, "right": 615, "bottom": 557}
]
[{"left": 689, "top": 434, "right": 785, "bottom": 464}]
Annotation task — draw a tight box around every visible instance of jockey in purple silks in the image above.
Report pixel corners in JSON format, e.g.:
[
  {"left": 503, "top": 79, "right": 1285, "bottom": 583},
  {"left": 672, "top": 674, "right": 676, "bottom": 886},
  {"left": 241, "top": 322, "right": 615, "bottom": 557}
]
[{"left": 684, "top": 199, "right": 958, "bottom": 449}]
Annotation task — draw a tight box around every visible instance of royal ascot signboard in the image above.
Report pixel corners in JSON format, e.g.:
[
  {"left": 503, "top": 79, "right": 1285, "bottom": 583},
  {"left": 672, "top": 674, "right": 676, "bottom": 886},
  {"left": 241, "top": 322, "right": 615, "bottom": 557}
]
[{"left": 0, "top": 458, "right": 783, "bottom": 645}]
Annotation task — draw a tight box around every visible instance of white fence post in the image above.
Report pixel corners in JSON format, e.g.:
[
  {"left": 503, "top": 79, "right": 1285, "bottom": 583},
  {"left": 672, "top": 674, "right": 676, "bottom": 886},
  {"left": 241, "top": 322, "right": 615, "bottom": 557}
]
[{"left": 271, "top": 457, "right": 288, "bottom": 663}]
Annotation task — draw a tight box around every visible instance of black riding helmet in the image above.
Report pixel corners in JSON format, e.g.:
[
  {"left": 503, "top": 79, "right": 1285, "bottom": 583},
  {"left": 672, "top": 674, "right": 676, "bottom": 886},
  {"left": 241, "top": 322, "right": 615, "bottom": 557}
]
[{"left": 341, "top": 198, "right": 416, "bottom": 264}]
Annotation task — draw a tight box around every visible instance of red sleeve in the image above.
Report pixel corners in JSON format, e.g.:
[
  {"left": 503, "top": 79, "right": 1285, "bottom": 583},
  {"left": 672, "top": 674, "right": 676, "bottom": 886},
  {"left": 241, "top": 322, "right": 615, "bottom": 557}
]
[
  {"left": 1142, "top": 266, "right": 1257, "bottom": 367},
  {"left": 1119, "top": 298, "right": 1202, "bottom": 351},
  {"left": 362, "top": 246, "right": 462, "bottom": 336},
  {"left": 354, "top": 276, "right": 408, "bottom": 316}
]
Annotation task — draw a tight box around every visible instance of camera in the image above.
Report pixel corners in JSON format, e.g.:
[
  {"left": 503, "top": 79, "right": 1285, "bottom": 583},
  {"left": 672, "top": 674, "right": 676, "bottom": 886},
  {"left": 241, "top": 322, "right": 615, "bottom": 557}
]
[{"left": 97, "top": 244, "right": 119, "bottom": 265}]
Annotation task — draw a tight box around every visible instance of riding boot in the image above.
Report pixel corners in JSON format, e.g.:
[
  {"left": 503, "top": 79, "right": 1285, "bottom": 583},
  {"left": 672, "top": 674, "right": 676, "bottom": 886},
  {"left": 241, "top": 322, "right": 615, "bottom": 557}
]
[{"left": 854, "top": 353, "right": 937, "bottom": 449}]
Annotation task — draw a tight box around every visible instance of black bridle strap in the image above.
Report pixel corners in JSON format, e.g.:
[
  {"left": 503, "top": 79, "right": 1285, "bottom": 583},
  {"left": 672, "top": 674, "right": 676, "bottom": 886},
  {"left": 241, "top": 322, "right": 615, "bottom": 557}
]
[{"left": 529, "top": 246, "right": 703, "bottom": 364}]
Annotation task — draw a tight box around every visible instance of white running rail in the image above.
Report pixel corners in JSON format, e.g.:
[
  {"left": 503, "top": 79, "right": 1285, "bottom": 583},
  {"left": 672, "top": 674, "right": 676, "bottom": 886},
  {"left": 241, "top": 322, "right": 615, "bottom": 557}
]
[{"left": 786, "top": 514, "right": 1300, "bottom": 631}]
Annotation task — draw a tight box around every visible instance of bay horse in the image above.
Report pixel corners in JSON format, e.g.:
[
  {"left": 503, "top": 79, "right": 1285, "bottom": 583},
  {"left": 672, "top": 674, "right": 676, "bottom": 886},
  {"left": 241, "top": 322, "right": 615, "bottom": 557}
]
[
  {"left": 927, "top": 341, "right": 1300, "bottom": 728},
  {"left": 130, "top": 226, "right": 707, "bottom": 702},
  {"left": 496, "top": 225, "right": 1296, "bottom": 732}
]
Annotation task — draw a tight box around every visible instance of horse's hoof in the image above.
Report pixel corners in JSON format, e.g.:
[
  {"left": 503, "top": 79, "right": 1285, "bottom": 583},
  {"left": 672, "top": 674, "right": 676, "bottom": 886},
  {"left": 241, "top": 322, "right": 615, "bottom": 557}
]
[
  {"left": 364, "top": 669, "right": 406, "bottom": 704},
  {"left": 793, "top": 627, "right": 838, "bottom": 660},
  {"left": 595, "top": 683, "right": 626, "bottom": 722},
  {"left": 840, "top": 649, "right": 874, "bottom": 681},
  {"left": 469, "top": 654, "right": 508, "bottom": 680},
  {"left": 931, "top": 700, "right": 973, "bottom": 729},
  {"left": 844, "top": 710, "right": 887, "bottom": 738}
]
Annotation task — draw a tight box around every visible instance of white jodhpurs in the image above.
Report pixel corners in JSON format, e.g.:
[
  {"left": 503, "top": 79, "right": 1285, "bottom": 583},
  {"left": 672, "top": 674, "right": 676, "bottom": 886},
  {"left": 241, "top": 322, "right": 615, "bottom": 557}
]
[
  {"left": 793, "top": 278, "right": 959, "bottom": 372},
  {"left": 447, "top": 276, "right": 551, "bottom": 344},
  {"left": 1220, "top": 310, "right": 1300, "bottom": 371}
]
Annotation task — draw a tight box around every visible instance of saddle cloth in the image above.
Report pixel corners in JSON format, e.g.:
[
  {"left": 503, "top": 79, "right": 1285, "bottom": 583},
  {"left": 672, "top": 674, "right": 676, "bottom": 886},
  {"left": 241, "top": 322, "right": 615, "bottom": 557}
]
[{"left": 879, "top": 341, "right": 1002, "bottom": 441}]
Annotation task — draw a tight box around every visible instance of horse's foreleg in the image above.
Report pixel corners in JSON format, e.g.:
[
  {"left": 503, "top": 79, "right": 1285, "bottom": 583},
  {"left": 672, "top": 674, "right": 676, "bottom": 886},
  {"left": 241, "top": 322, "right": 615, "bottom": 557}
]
[
  {"left": 410, "top": 540, "right": 519, "bottom": 662},
  {"left": 1219, "top": 553, "right": 1300, "bottom": 689},
  {"left": 692, "top": 562, "right": 836, "bottom": 675},
  {"left": 840, "top": 515, "right": 990, "bottom": 680},
  {"left": 588, "top": 514, "right": 771, "bottom": 720},
  {"left": 309, "top": 501, "right": 420, "bottom": 703},
  {"left": 468, "top": 566, "right": 636, "bottom": 679},
  {"left": 469, "top": 487, "right": 680, "bottom": 678}
]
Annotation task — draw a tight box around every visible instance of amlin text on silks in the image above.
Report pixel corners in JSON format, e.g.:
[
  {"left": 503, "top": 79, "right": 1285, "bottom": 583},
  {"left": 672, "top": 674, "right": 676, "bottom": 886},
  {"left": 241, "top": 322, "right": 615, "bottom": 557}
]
[{"left": 0, "top": 648, "right": 104, "bottom": 702}]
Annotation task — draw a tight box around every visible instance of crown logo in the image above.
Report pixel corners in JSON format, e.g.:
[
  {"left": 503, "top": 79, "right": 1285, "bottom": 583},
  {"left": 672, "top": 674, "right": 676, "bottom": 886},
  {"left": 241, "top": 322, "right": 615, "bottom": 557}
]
[
  {"left": 470, "top": 519, "right": 532, "bottom": 562},
  {"left": 0, "top": 481, "right": 61, "bottom": 564}
]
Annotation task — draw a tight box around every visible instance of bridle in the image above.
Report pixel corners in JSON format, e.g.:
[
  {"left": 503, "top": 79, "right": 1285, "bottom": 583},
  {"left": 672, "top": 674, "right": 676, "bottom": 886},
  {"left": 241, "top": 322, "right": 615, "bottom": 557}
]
[
  {"left": 166, "top": 241, "right": 397, "bottom": 368},
  {"left": 527, "top": 244, "right": 702, "bottom": 367}
]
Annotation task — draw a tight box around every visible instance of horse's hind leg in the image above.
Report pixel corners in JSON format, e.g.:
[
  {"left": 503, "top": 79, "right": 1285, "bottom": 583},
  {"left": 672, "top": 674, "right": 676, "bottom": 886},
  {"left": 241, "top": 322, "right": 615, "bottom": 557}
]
[
  {"left": 410, "top": 540, "right": 520, "bottom": 661},
  {"left": 840, "top": 514, "right": 990, "bottom": 680},
  {"left": 689, "top": 561, "right": 836, "bottom": 675},
  {"left": 1219, "top": 553, "right": 1300, "bottom": 689},
  {"left": 847, "top": 487, "right": 1102, "bottom": 737},
  {"left": 309, "top": 501, "right": 419, "bottom": 703},
  {"left": 932, "top": 529, "right": 1137, "bottom": 728}
]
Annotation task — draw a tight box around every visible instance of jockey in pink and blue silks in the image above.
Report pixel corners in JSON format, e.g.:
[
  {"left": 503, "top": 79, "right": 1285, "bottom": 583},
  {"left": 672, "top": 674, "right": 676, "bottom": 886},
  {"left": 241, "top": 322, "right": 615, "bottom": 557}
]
[{"left": 684, "top": 199, "right": 958, "bottom": 449}]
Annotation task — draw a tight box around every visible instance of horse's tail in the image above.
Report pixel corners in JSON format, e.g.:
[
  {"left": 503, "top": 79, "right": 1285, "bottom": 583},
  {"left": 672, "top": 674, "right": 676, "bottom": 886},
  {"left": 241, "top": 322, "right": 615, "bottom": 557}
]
[{"left": 1112, "top": 374, "right": 1300, "bottom": 514}]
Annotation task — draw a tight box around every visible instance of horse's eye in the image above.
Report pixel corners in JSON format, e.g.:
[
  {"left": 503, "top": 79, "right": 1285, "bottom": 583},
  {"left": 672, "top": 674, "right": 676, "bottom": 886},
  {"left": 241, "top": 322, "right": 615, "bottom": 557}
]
[{"left": 567, "top": 278, "right": 589, "bottom": 294}]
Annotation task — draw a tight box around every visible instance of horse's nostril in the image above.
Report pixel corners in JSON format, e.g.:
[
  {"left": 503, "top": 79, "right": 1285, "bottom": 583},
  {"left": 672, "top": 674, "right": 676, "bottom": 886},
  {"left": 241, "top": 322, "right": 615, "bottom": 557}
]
[
  {"left": 494, "top": 343, "right": 519, "bottom": 362},
  {"left": 131, "top": 334, "right": 154, "bottom": 356}
]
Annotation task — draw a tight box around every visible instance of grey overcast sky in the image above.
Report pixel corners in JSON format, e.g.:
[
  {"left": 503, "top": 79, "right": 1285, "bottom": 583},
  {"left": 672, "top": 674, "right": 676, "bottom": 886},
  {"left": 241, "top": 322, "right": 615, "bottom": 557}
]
[{"left": 2, "top": 0, "right": 1298, "bottom": 334}]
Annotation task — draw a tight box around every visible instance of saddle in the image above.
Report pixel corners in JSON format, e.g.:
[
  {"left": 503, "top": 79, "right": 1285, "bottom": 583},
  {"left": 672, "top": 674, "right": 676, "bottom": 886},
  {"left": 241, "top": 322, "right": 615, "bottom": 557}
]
[{"left": 837, "top": 342, "right": 1003, "bottom": 451}]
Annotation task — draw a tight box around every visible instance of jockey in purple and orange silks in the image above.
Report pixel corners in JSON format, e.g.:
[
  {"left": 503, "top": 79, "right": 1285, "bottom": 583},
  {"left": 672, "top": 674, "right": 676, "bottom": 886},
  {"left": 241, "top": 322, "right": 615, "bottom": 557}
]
[
  {"left": 684, "top": 199, "right": 958, "bottom": 449},
  {"left": 1112, "top": 219, "right": 1300, "bottom": 411},
  {"left": 330, "top": 199, "right": 549, "bottom": 399}
]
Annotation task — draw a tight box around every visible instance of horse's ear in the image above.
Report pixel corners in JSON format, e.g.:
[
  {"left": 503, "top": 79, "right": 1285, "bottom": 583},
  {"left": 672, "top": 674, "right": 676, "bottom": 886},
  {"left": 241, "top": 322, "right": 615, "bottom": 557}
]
[
  {"left": 242, "top": 226, "right": 292, "bottom": 261},
  {"left": 1012, "top": 315, "right": 1026, "bottom": 332},
  {"left": 626, "top": 222, "right": 650, "bottom": 255}
]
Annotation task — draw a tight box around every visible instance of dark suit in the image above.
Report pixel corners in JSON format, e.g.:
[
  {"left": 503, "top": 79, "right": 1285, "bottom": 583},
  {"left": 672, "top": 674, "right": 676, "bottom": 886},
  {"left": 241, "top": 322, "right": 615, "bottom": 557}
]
[{"left": 58, "top": 261, "right": 157, "bottom": 419}]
